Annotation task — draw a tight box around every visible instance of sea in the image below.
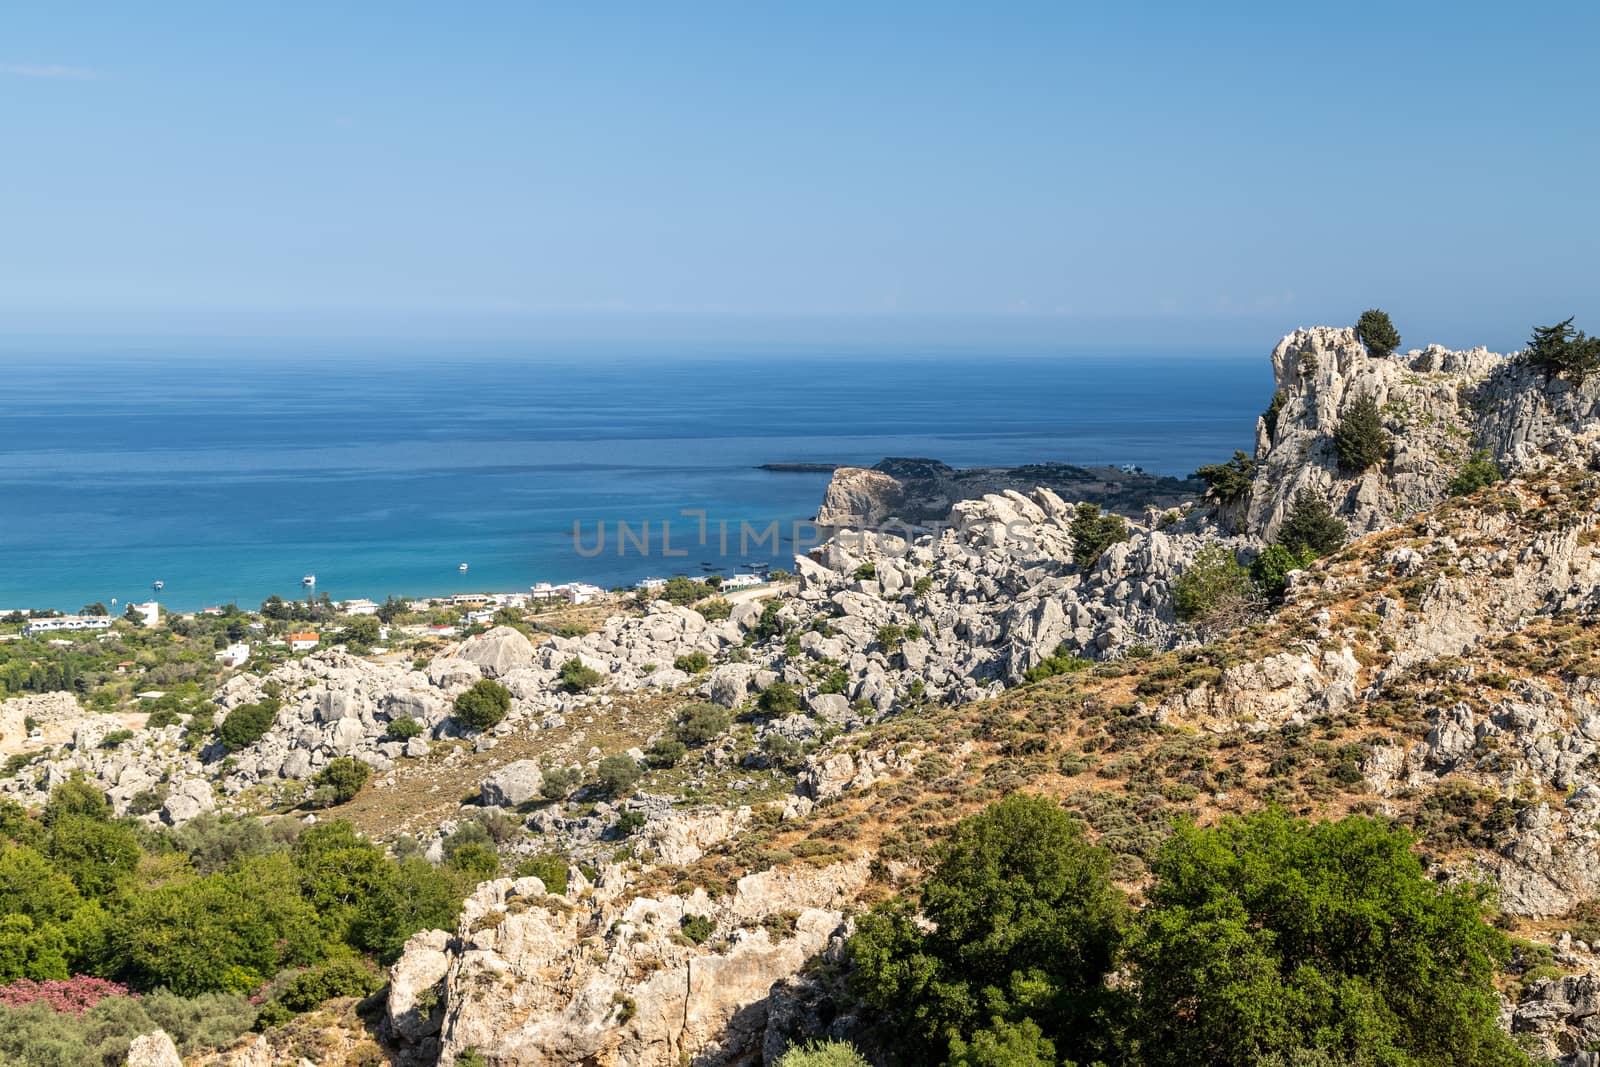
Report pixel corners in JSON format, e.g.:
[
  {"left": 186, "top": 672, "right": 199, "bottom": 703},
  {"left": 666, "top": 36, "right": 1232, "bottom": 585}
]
[{"left": 0, "top": 336, "right": 1269, "bottom": 612}]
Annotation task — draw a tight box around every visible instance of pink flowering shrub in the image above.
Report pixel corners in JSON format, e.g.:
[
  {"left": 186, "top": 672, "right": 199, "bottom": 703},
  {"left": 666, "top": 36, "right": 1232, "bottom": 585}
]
[{"left": 0, "top": 976, "right": 134, "bottom": 1013}]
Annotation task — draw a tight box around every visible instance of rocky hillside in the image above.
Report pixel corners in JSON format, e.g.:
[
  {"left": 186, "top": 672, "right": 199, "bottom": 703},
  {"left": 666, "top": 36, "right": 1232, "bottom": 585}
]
[
  {"left": 16, "top": 321, "right": 1600, "bottom": 1065},
  {"left": 1245, "top": 325, "right": 1600, "bottom": 539}
]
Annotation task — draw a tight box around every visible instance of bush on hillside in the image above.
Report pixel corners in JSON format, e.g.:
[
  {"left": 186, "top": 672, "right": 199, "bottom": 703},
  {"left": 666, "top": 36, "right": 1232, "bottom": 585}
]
[
  {"left": 311, "top": 758, "right": 370, "bottom": 806},
  {"left": 776, "top": 1039, "right": 871, "bottom": 1067},
  {"left": 1249, "top": 542, "right": 1319, "bottom": 601},
  {"left": 1355, "top": 308, "right": 1401, "bottom": 357},
  {"left": 558, "top": 657, "right": 603, "bottom": 693},
  {"left": 1070, "top": 504, "right": 1128, "bottom": 569},
  {"left": 453, "top": 679, "right": 511, "bottom": 729},
  {"left": 673, "top": 703, "right": 732, "bottom": 745},
  {"left": 539, "top": 766, "right": 581, "bottom": 800},
  {"left": 593, "top": 755, "right": 642, "bottom": 798},
  {"left": 513, "top": 853, "right": 569, "bottom": 894},
  {"left": 1276, "top": 490, "right": 1347, "bottom": 558},
  {"left": 1333, "top": 392, "right": 1389, "bottom": 473},
  {"left": 646, "top": 738, "right": 687, "bottom": 768},
  {"left": 757, "top": 680, "right": 801, "bottom": 716},
  {"left": 217, "top": 699, "right": 279, "bottom": 752},
  {"left": 1022, "top": 643, "right": 1093, "bottom": 684},
  {"left": 1132, "top": 809, "right": 1522, "bottom": 1067},
  {"left": 673, "top": 651, "right": 710, "bottom": 674},
  {"left": 0, "top": 989, "right": 256, "bottom": 1067},
  {"left": 1525, "top": 317, "right": 1600, "bottom": 384},
  {"left": 849, "top": 793, "right": 1125, "bottom": 1066},
  {"left": 1262, "top": 389, "right": 1288, "bottom": 440},
  {"left": 1447, "top": 450, "right": 1503, "bottom": 497},
  {"left": 1194, "top": 450, "right": 1257, "bottom": 507},
  {"left": 385, "top": 715, "right": 423, "bottom": 740},
  {"left": 697, "top": 598, "right": 733, "bottom": 622},
  {"left": 1172, "top": 544, "right": 1259, "bottom": 633}
]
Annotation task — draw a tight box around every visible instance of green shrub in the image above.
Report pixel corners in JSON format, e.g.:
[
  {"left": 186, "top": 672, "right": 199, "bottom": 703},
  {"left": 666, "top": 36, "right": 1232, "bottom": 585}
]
[
  {"left": 1355, "top": 308, "right": 1401, "bottom": 357},
  {"left": 1333, "top": 392, "right": 1389, "bottom": 473},
  {"left": 849, "top": 794, "right": 1124, "bottom": 1066},
  {"left": 145, "top": 706, "right": 183, "bottom": 730},
  {"left": 1022, "top": 644, "right": 1093, "bottom": 684},
  {"left": 1173, "top": 544, "right": 1258, "bottom": 632},
  {"left": 1525, "top": 317, "right": 1600, "bottom": 384},
  {"left": 1194, "top": 450, "right": 1257, "bottom": 506},
  {"left": 1070, "top": 504, "right": 1128, "bottom": 569},
  {"left": 674, "top": 703, "right": 732, "bottom": 744},
  {"left": 1262, "top": 390, "right": 1287, "bottom": 439},
  {"left": 680, "top": 914, "right": 715, "bottom": 944},
  {"left": 1447, "top": 450, "right": 1502, "bottom": 497},
  {"left": 539, "top": 766, "right": 581, "bottom": 800},
  {"left": 0, "top": 991, "right": 256, "bottom": 1067},
  {"left": 746, "top": 601, "right": 788, "bottom": 646},
  {"left": 646, "top": 738, "right": 687, "bottom": 768},
  {"left": 875, "top": 623, "right": 905, "bottom": 652},
  {"left": 100, "top": 729, "right": 134, "bottom": 749},
  {"left": 698, "top": 598, "right": 733, "bottom": 621},
  {"left": 757, "top": 681, "right": 801, "bottom": 716},
  {"left": 312, "top": 758, "right": 370, "bottom": 806},
  {"left": 1132, "top": 809, "right": 1521, "bottom": 1067},
  {"left": 558, "top": 657, "right": 603, "bottom": 693},
  {"left": 217, "top": 699, "right": 279, "bottom": 751},
  {"left": 1250, "top": 543, "right": 1319, "bottom": 600},
  {"left": 256, "top": 957, "right": 382, "bottom": 1026},
  {"left": 1275, "top": 490, "right": 1346, "bottom": 558},
  {"left": 385, "top": 715, "right": 423, "bottom": 740},
  {"left": 514, "top": 852, "right": 569, "bottom": 894},
  {"left": 593, "top": 755, "right": 642, "bottom": 798},
  {"left": 851, "top": 562, "right": 877, "bottom": 581},
  {"left": 453, "top": 679, "right": 512, "bottom": 730},
  {"left": 445, "top": 842, "right": 500, "bottom": 879},
  {"left": 673, "top": 651, "right": 710, "bottom": 674},
  {"left": 613, "top": 810, "right": 647, "bottom": 836},
  {"left": 776, "top": 1039, "right": 872, "bottom": 1066},
  {"left": 658, "top": 576, "right": 713, "bottom": 605},
  {"left": 818, "top": 668, "right": 851, "bottom": 695}
]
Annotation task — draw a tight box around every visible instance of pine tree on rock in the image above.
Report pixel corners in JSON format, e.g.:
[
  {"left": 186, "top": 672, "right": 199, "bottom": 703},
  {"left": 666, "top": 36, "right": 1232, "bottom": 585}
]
[
  {"left": 1355, "top": 308, "right": 1401, "bottom": 357},
  {"left": 1333, "top": 392, "right": 1389, "bottom": 473},
  {"left": 1276, "top": 490, "right": 1346, "bottom": 558}
]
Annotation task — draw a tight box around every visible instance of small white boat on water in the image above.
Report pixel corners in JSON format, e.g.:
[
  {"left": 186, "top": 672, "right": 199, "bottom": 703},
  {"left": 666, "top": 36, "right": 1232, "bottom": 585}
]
[
  {"left": 152, "top": 580, "right": 164, "bottom": 592},
  {"left": 459, "top": 563, "right": 469, "bottom": 574},
  {"left": 301, "top": 574, "right": 316, "bottom": 587}
]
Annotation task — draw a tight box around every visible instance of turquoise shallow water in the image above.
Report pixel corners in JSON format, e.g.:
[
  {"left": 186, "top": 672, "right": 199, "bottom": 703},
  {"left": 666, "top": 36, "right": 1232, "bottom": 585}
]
[{"left": 0, "top": 336, "right": 1268, "bottom": 611}]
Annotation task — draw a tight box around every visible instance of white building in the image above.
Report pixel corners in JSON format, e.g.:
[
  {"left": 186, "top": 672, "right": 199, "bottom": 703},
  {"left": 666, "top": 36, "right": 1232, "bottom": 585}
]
[
  {"left": 635, "top": 576, "right": 668, "bottom": 592},
  {"left": 721, "top": 573, "right": 764, "bottom": 590},
  {"left": 530, "top": 581, "right": 605, "bottom": 605},
  {"left": 460, "top": 608, "right": 497, "bottom": 626},
  {"left": 341, "top": 598, "right": 380, "bottom": 616},
  {"left": 287, "top": 632, "right": 320, "bottom": 652},
  {"left": 215, "top": 642, "right": 251, "bottom": 667},
  {"left": 128, "top": 602, "right": 160, "bottom": 628},
  {"left": 24, "top": 615, "right": 113, "bottom": 637}
]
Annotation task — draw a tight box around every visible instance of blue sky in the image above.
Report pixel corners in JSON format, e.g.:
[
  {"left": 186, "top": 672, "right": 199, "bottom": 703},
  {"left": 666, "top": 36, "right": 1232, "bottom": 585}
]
[{"left": 0, "top": 2, "right": 1595, "bottom": 349}]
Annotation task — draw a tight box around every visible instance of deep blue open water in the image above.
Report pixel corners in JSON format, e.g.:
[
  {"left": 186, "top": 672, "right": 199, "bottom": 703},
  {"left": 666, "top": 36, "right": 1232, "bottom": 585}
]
[{"left": 0, "top": 336, "right": 1268, "bottom": 611}]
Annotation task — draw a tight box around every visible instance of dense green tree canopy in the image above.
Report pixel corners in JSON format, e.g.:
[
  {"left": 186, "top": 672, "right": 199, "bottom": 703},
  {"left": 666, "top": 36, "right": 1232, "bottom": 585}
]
[
  {"left": 1131, "top": 809, "right": 1523, "bottom": 1067},
  {"left": 454, "top": 678, "right": 512, "bottom": 728},
  {"left": 1355, "top": 309, "right": 1401, "bottom": 357},
  {"left": 1525, "top": 317, "right": 1600, "bottom": 384},
  {"left": 1333, "top": 393, "right": 1389, "bottom": 474},
  {"left": 1070, "top": 504, "right": 1129, "bottom": 570},
  {"left": 1276, "top": 491, "right": 1346, "bottom": 558},
  {"left": 850, "top": 794, "right": 1124, "bottom": 1066}
]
